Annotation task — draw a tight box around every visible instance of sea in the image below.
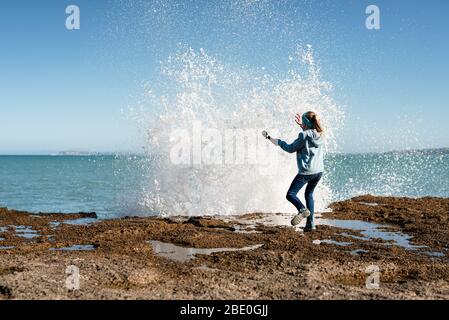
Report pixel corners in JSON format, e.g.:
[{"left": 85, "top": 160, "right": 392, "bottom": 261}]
[{"left": 0, "top": 149, "right": 447, "bottom": 219}]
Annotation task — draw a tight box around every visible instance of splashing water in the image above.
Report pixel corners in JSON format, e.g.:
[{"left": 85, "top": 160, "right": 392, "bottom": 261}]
[{"left": 128, "top": 45, "right": 345, "bottom": 217}]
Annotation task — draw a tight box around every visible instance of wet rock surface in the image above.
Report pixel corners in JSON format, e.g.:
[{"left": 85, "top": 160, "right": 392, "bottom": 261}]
[{"left": 0, "top": 196, "right": 448, "bottom": 300}]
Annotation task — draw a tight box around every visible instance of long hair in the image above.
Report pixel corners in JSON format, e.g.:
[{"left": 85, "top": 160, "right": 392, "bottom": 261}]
[{"left": 305, "top": 111, "right": 324, "bottom": 133}]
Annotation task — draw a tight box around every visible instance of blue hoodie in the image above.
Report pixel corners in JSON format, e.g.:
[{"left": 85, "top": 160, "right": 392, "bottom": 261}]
[{"left": 278, "top": 129, "right": 325, "bottom": 175}]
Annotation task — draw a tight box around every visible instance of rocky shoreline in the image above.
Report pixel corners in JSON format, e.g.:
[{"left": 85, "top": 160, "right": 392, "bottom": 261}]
[{"left": 1, "top": 195, "right": 448, "bottom": 300}]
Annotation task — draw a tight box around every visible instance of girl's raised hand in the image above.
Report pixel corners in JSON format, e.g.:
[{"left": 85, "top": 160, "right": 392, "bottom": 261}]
[{"left": 295, "top": 113, "right": 302, "bottom": 126}]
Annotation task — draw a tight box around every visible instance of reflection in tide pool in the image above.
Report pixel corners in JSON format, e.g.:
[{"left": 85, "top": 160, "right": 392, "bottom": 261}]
[{"left": 150, "top": 241, "right": 263, "bottom": 262}]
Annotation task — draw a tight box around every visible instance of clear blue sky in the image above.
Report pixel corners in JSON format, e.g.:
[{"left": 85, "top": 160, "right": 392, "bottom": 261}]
[{"left": 0, "top": 0, "right": 448, "bottom": 154}]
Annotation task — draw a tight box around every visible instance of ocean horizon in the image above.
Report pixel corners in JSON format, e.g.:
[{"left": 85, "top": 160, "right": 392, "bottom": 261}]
[{"left": 1, "top": 146, "right": 448, "bottom": 157}]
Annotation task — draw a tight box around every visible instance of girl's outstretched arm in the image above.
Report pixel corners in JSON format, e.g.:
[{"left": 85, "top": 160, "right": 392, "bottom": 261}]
[
  {"left": 262, "top": 130, "right": 305, "bottom": 152},
  {"left": 277, "top": 132, "right": 306, "bottom": 153}
]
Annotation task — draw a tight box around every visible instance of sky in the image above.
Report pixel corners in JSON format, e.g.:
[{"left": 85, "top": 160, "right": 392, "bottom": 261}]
[{"left": 0, "top": 0, "right": 448, "bottom": 154}]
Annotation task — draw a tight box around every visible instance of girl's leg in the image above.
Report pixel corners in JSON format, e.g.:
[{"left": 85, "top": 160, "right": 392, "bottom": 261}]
[
  {"left": 304, "top": 173, "right": 323, "bottom": 228},
  {"left": 286, "top": 174, "right": 308, "bottom": 212}
]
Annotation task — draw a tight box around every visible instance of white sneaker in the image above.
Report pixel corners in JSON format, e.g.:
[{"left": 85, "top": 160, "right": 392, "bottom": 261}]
[{"left": 291, "top": 208, "right": 311, "bottom": 226}]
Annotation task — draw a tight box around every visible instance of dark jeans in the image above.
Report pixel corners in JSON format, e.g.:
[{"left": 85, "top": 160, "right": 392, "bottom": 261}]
[{"left": 286, "top": 172, "right": 323, "bottom": 227}]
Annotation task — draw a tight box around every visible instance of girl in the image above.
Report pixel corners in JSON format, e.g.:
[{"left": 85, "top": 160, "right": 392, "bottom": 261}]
[{"left": 262, "top": 111, "right": 325, "bottom": 232}]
